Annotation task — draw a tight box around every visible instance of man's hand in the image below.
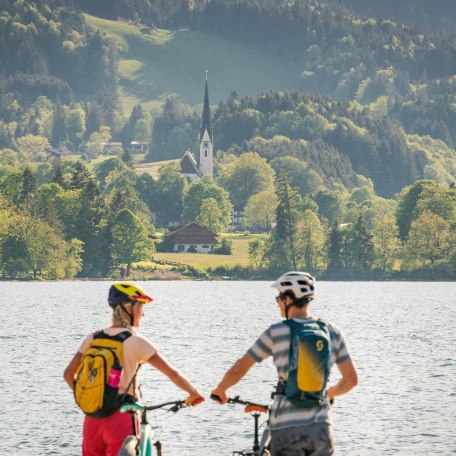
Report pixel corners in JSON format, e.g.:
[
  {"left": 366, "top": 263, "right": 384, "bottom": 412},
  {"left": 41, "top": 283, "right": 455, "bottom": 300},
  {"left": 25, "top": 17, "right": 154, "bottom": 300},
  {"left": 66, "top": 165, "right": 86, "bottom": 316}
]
[{"left": 210, "top": 389, "right": 229, "bottom": 404}]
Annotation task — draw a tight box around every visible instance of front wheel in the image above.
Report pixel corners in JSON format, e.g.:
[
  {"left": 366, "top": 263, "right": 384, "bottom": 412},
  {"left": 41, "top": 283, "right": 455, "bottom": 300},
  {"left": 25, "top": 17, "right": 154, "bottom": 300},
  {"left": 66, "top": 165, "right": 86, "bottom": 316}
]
[{"left": 118, "top": 435, "right": 139, "bottom": 456}]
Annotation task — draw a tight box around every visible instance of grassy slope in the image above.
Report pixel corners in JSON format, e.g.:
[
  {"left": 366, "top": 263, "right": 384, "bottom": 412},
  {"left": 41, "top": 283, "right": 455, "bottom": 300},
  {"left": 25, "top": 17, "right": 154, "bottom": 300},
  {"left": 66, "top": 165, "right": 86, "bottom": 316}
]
[
  {"left": 135, "top": 159, "right": 179, "bottom": 178},
  {"left": 83, "top": 14, "right": 301, "bottom": 113}
]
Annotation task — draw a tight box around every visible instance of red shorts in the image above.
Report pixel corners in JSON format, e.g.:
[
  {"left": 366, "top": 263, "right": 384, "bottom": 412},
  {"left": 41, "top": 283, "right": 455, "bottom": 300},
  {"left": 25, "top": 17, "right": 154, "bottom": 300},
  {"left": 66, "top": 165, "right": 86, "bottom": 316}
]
[{"left": 82, "top": 409, "right": 138, "bottom": 456}]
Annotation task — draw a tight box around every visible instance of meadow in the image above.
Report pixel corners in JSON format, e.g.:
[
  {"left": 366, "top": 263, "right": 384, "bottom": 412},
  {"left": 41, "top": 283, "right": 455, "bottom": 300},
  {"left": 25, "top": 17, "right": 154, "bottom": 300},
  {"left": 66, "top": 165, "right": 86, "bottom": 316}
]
[
  {"left": 83, "top": 14, "right": 301, "bottom": 113},
  {"left": 134, "top": 234, "right": 261, "bottom": 276}
]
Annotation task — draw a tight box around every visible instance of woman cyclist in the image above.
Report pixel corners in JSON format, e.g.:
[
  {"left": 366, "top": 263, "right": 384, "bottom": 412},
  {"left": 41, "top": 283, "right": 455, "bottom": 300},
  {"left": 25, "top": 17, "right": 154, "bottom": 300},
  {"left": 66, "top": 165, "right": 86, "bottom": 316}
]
[{"left": 64, "top": 282, "right": 203, "bottom": 456}]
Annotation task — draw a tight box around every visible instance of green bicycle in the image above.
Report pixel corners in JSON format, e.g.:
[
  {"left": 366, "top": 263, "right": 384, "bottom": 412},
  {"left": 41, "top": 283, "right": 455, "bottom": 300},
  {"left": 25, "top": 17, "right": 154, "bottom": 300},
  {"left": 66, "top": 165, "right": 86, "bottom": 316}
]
[{"left": 118, "top": 397, "right": 204, "bottom": 456}]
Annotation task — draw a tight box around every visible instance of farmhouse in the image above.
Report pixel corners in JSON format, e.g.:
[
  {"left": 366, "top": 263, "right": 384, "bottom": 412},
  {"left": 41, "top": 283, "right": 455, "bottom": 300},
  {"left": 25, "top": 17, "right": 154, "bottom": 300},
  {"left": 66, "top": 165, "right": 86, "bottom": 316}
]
[
  {"left": 129, "top": 141, "right": 148, "bottom": 152},
  {"left": 166, "top": 222, "right": 217, "bottom": 253}
]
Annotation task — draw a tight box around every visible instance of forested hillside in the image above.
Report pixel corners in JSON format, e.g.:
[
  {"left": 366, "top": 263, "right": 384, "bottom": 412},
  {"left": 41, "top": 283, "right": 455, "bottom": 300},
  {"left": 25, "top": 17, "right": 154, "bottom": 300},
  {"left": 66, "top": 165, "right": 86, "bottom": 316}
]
[
  {"left": 329, "top": 0, "right": 456, "bottom": 32},
  {"left": 1, "top": 0, "right": 455, "bottom": 280},
  {"left": 77, "top": 0, "right": 456, "bottom": 101},
  {"left": 0, "top": 0, "right": 122, "bottom": 144}
]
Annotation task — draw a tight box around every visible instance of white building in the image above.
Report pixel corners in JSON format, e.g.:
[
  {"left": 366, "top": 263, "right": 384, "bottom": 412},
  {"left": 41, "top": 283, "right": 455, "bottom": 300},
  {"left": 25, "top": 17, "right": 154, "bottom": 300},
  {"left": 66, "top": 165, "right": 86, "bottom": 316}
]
[{"left": 179, "top": 73, "right": 213, "bottom": 180}]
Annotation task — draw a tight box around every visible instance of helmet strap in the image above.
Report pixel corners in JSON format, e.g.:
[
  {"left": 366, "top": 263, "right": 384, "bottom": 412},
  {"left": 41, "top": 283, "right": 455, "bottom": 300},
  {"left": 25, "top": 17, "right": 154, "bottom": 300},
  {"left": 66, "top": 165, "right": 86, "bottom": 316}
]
[
  {"left": 120, "top": 303, "right": 134, "bottom": 327},
  {"left": 285, "top": 301, "right": 296, "bottom": 320}
]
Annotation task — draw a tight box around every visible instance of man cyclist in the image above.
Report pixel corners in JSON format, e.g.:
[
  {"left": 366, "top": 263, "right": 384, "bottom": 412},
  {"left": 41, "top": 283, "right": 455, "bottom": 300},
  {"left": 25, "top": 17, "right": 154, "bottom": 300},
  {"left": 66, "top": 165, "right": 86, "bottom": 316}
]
[{"left": 211, "top": 271, "right": 358, "bottom": 455}]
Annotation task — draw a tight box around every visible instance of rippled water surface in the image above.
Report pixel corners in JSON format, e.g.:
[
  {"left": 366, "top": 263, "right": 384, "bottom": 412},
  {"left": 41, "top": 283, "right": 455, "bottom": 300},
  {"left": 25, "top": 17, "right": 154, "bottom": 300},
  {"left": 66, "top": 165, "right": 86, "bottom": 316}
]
[{"left": 1, "top": 281, "right": 455, "bottom": 455}]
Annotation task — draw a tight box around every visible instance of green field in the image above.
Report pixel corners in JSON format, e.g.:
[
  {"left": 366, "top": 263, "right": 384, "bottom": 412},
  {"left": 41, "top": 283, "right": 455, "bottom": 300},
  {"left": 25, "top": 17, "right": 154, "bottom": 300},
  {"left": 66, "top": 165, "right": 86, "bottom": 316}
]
[
  {"left": 135, "top": 159, "right": 179, "bottom": 178},
  {"left": 83, "top": 14, "right": 301, "bottom": 113},
  {"left": 139, "top": 234, "right": 261, "bottom": 270}
]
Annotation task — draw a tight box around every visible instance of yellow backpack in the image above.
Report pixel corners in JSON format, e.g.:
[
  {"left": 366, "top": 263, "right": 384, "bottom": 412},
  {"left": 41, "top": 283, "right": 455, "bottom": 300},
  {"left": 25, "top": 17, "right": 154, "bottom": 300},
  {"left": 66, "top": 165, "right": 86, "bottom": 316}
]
[{"left": 74, "top": 330, "right": 132, "bottom": 418}]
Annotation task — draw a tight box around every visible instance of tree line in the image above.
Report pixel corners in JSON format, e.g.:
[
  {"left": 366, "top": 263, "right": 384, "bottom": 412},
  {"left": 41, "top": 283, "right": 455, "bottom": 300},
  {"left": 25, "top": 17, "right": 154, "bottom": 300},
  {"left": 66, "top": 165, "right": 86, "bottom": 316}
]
[
  {"left": 149, "top": 90, "right": 456, "bottom": 198},
  {"left": 1, "top": 147, "right": 455, "bottom": 279}
]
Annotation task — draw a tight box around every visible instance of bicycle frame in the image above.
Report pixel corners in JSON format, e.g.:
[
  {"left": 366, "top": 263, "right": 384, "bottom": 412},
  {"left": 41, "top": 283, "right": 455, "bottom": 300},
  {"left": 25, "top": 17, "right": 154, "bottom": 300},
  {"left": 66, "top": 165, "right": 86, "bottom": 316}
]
[
  {"left": 211, "top": 395, "right": 271, "bottom": 456},
  {"left": 119, "top": 400, "right": 188, "bottom": 456}
]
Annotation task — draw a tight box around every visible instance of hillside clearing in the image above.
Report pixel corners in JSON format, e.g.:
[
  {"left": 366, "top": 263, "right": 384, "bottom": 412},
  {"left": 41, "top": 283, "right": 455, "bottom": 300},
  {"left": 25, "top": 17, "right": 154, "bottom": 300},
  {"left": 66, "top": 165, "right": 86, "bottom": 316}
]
[{"left": 83, "top": 14, "right": 301, "bottom": 113}]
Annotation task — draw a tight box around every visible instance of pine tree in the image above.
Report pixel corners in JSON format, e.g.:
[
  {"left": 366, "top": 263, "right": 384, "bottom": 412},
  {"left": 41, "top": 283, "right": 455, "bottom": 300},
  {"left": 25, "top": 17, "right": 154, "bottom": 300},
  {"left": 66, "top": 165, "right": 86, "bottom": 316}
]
[
  {"left": 52, "top": 162, "right": 66, "bottom": 188},
  {"left": 121, "top": 149, "right": 134, "bottom": 167},
  {"left": 275, "top": 170, "right": 301, "bottom": 269},
  {"left": 21, "top": 167, "right": 36, "bottom": 202},
  {"left": 52, "top": 100, "right": 66, "bottom": 147},
  {"left": 69, "top": 161, "right": 92, "bottom": 190},
  {"left": 327, "top": 220, "right": 343, "bottom": 273},
  {"left": 351, "top": 214, "right": 374, "bottom": 272},
  {"left": 122, "top": 104, "right": 144, "bottom": 148}
]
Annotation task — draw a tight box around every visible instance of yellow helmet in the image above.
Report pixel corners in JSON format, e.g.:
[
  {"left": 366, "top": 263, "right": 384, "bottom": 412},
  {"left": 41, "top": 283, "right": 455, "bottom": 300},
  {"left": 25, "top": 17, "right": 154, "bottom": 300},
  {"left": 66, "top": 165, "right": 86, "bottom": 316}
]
[{"left": 108, "top": 282, "right": 153, "bottom": 308}]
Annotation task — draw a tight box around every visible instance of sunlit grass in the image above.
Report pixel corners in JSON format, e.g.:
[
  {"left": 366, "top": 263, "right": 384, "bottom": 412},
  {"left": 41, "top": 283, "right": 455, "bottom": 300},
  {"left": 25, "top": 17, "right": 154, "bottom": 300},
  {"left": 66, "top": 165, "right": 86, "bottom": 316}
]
[
  {"left": 83, "top": 13, "right": 301, "bottom": 114},
  {"left": 141, "top": 235, "right": 265, "bottom": 270},
  {"left": 135, "top": 159, "right": 180, "bottom": 178}
]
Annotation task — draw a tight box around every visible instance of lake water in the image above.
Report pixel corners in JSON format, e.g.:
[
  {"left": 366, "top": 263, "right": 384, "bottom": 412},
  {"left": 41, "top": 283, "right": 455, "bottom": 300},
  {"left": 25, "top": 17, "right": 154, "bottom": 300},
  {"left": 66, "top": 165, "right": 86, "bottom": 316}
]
[{"left": 1, "top": 281, "right": 455, "bottom": 455}]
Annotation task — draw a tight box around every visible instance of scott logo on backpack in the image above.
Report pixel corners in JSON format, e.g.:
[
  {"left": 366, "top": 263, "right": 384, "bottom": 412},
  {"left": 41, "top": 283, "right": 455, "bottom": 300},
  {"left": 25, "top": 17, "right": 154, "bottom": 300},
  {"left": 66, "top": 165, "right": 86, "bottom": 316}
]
[{"left": 279, "top": 319, "right": 331, "bottom": 408}]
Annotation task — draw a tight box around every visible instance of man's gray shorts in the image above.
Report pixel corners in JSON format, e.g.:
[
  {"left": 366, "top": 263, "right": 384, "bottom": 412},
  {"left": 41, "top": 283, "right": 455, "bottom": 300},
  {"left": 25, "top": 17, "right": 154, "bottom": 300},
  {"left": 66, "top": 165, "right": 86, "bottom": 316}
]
[{"left": 270, "top": 422, "right": 334, "bottom": 456}]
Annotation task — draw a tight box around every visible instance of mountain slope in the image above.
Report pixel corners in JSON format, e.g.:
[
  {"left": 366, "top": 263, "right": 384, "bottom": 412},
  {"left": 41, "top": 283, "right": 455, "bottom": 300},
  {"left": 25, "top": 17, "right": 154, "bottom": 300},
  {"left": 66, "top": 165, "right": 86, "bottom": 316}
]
[{"left": 84, "top": 14, "right": 302, "bottom": 113}]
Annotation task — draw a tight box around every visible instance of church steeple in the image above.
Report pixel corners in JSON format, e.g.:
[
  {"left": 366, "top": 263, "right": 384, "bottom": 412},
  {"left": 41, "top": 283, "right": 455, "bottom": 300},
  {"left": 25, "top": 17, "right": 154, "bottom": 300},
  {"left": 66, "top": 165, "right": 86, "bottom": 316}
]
[
  {"left": 200, "top": 70, "right": 212, "bottom": 142},
  {"left": 199, "top": 70, "right": 213, "bottom": 178}
]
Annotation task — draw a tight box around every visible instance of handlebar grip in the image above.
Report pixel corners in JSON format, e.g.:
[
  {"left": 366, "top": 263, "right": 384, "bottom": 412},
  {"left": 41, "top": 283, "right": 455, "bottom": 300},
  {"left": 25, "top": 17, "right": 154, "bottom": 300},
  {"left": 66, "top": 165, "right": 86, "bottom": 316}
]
[
  {"left": 210, "top": 393, "right": 223, "bottom": 403},
  {"left": 190, "top": 396, "right": 205, "bottom": 406}
]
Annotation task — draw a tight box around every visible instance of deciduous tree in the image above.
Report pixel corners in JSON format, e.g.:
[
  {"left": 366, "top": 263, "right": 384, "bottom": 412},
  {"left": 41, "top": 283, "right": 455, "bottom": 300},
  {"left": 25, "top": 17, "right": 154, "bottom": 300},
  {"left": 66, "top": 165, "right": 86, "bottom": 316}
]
[
  {"left": 183, "top": 179, "right": 232, "bottom": 231},
  {"left": 403, "top": 211, "right": 454, "bottom": 268},
  {"left": 196, "top": 198, "right": 224, "bottom": 234},
  {"left": 111, "top": 208, "right": 155, "bottom": 276},
  {"left": 243, "top": 190, "right": 277, "bottom": 233},
  {"left": 217, "top": 152, "right": 275, "bottom": 206}
]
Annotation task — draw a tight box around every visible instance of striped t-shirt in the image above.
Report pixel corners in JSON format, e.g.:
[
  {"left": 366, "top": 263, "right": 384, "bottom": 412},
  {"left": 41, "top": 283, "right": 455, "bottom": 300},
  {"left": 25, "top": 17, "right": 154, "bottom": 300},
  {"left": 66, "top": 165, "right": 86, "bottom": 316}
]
[{"left": 247, "top": 317, "right": 351, "bottom": 430}]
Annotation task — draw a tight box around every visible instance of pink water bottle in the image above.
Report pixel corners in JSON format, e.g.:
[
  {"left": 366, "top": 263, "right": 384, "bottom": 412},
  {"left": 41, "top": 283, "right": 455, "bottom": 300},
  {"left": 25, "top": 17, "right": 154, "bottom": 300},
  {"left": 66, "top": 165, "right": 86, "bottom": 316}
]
[{"left": 108, "top": 362, "right": 122, "bottom": 388}]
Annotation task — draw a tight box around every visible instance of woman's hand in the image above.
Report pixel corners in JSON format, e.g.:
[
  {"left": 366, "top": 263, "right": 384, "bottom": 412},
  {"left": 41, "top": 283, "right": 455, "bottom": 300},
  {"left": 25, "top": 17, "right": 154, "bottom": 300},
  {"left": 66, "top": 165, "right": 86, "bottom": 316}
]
[{"left": 185, "top": 392, "right": 205, "bottom": 406}]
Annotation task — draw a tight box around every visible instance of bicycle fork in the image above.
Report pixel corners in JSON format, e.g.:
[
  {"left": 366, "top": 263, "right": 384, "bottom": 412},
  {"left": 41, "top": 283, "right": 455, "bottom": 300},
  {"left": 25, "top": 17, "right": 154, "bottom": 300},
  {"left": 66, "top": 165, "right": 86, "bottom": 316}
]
[
  {"left": 154, "top": 441, "right": 162, "bottom": 456},
  {"left": 252, "top": 412, "right": 261, "bottom": 455}
]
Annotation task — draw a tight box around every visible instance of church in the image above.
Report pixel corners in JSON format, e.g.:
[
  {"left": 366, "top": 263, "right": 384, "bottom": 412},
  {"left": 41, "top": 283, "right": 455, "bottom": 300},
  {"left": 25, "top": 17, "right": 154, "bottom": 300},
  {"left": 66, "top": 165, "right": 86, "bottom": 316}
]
[{"left": 179, "top": 73, "right": 213, "bottom": 180}]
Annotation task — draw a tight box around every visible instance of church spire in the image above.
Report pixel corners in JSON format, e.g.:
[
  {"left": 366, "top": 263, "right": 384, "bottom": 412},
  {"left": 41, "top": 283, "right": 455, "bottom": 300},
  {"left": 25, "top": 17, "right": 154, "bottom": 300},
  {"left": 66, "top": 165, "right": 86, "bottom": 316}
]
[
  {"left": 199, "top": 71, "right": 213, "bottom": 178},
  {"left": 200, "top": 70, "right": 212, "bottom": 142}
]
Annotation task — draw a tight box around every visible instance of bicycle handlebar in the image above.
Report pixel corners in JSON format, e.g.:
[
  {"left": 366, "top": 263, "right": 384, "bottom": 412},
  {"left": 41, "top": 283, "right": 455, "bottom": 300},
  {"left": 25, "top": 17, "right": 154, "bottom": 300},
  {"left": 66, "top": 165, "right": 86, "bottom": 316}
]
[
  {"left": 121, "top": 396, "right": 205, "bottom": 414},
  {"left": 211, "top": 394, "right": 269, "bottom": 411}
]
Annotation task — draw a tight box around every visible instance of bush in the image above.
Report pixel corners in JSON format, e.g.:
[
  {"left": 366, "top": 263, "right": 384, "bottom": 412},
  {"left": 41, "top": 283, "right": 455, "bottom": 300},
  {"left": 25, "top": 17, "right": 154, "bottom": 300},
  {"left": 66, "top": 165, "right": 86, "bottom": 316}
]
[
  {"left": 156, "top": 236, "right": 174, "bottom": 252},
  {"left": 213, "top": 238, "right": 232, "bottom": 255}
]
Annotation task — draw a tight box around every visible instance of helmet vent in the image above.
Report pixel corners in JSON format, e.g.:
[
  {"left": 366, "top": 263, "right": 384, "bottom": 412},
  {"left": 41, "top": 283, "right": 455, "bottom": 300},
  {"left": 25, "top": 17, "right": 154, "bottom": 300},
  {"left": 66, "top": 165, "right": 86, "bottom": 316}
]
[{"left": 281, "top": 281, "right": 293, "bottom": 286}]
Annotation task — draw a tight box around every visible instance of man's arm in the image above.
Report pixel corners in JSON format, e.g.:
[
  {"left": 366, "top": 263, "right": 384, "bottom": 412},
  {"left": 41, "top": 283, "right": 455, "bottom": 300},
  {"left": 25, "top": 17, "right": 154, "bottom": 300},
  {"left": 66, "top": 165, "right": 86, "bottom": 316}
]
[
  {"left": 326, "top": 358, "right": 358, "bottom": 400},
  {"left": 211, "top": 353, "right": 257, "bottom": 404}
]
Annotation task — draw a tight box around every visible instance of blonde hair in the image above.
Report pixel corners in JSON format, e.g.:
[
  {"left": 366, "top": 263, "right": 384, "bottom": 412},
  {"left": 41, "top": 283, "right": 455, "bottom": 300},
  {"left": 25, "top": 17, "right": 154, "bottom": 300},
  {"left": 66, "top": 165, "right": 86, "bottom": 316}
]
[{"left": 112, "top": 303, "right": 133, "bottom": 331}]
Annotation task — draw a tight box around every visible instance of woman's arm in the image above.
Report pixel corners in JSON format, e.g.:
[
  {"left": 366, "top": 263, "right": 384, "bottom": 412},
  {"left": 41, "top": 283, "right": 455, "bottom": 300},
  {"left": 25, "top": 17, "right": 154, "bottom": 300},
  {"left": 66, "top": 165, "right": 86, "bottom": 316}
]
[
  {"left": 63, "top": 352, "right": 83, "bottom": 391},
  {"left": 147, "top": 352, "right": 202, "bottom": 404}
]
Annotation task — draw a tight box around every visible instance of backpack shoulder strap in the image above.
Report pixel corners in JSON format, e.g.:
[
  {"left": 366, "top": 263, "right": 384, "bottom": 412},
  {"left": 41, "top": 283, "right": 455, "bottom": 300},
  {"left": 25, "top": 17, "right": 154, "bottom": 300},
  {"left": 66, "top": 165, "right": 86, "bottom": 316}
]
[
  {"left": 93, "top": 330, "right": 132, "bottom": 342},
  {"left": 283, "top": 318, "right": 301, "bottom": 332}
]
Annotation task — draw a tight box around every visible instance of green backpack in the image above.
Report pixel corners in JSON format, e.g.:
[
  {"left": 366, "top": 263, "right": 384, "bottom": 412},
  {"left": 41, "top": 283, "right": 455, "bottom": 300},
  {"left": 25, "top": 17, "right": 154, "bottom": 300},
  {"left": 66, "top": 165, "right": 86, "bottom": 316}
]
[
  {"left": 74, "top": 330, "right": 132, "bottom": 418},
  {"left": 283, "top": 319, "right": 331, "bottom": 408}
]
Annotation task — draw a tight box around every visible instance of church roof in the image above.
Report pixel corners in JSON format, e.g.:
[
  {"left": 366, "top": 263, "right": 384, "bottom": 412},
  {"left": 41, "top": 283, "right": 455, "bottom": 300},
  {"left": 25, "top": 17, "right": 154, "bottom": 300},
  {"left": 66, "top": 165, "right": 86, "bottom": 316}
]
[
  {"left": 200, "top": 79, "right": 212, "bottom": 142},
  {"left": 180, "top": 151, "right": 202, "bottom": 177}
]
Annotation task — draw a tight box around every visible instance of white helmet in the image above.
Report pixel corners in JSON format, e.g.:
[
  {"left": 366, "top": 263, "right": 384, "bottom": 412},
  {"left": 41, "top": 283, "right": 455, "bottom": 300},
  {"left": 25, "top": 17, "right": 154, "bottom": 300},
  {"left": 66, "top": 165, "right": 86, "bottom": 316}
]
[{"left": 271, "top": 271, "right": 316, "bottom": 299}]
